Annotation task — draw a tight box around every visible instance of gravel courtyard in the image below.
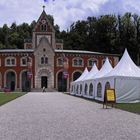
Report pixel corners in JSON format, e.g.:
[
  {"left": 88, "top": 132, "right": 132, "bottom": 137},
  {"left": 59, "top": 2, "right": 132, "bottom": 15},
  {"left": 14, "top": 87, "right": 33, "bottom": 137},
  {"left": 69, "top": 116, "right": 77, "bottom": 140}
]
[{"left": 0, "top": 92, "right": 140, "bottom": 140}]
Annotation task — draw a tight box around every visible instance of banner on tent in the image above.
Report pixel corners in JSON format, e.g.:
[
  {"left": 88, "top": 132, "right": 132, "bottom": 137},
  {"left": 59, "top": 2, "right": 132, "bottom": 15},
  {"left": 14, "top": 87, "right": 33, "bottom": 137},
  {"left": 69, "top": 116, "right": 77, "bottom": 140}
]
[{"left": 103, "top": 89, "right": 116, "bottom": 108}]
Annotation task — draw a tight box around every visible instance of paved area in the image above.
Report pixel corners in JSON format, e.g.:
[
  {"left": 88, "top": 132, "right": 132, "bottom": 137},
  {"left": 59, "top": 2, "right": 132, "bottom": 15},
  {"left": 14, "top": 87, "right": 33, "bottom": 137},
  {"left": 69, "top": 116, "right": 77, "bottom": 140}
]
[{"left": 0, "top": 92, "right": 140, "bottom": 140}]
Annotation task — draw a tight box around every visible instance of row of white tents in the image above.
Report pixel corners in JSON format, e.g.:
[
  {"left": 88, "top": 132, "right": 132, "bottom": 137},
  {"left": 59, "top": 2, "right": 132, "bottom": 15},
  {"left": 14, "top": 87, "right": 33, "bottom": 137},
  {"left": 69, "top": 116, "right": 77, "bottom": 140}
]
[{"left": 70, "top": 49, "right": 140, "bottom": 103}]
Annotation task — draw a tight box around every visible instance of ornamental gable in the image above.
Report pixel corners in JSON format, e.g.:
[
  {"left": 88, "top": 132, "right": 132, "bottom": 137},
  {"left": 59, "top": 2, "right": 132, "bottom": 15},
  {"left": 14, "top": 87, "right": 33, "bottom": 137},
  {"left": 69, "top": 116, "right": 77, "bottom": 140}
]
[{"left": 33, "top": 10, "right": 55, "bottom": 33}]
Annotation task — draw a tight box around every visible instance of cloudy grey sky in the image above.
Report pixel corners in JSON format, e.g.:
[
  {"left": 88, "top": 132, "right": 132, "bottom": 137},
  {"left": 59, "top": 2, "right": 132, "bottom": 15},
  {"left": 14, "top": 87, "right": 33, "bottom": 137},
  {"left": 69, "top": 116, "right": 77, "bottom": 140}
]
[{"left": 0, "top": 0, "right": 140, "bottom": 30}]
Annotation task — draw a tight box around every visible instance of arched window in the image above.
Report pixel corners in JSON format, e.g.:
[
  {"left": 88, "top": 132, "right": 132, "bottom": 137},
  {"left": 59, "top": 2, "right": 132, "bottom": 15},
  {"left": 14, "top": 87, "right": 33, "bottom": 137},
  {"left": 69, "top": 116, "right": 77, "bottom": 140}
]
[
  {"left": 41, "top": 24, "right": 47, "bottom": 31},
  {"left": 97, "top": 83, "right": 102, "bottom": 98},
  {"left": 89, "top": 83, "right": 93, "bottom": 96},
  {"left": 71, "top": 85, "right": 73, "bottom": 92},
  {"left": 41, "top": 57, "right": 44, "bottom": 64},
  {"left": 80, "top": 84, "right": 82, "bottom": 94},
  {"left": 84, "top": 84, "right": 88, "bottom": 95},
  {"left": 73, "top": 57, "right": 83, "bottom": 67},
  {"left": 57, "top": 57, "right": 63, "bottom": 66},
  {"left": 5, "top": 57, "right": 16, "bottom": 66},
  {"left": 88, "top": 59, "right": 98, "bottom": 67},
  {"left": 76, "top": 85, "right": 79, "bottom": 94},
  {"left": 41, "top": 56, "right": 48, "bottom": 64},
  {"left": 20, "top": 57, "right": 27, "bottom": 66},
  {"left": 45, "top": 57, "right": 48, "bottom": 64},
  {"left": 105, "top": 82, "right": 110, "bottom": 90}
]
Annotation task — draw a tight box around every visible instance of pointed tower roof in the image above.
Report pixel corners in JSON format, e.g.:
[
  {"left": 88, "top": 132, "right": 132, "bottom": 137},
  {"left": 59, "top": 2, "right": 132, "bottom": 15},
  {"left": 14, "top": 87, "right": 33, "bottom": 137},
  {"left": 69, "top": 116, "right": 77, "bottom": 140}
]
[
  {"left": 33, "top": 6, "right": 55, "bottom": 32},
  {"left": 84, "top": 63, "right": 99, "bottom": 80},
  {"left": 105, "top": 49, "right": 140, "bottom": 77},
  {"left": 94, "top": 57, "right": 113, "bottom": 78}
]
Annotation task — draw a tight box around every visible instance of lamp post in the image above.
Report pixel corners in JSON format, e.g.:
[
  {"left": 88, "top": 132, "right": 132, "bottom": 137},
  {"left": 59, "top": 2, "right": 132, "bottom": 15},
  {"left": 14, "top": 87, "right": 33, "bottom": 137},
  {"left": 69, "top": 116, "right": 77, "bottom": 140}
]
[{"left": 26, "top": 54, "right": 32, "bottom": 92}]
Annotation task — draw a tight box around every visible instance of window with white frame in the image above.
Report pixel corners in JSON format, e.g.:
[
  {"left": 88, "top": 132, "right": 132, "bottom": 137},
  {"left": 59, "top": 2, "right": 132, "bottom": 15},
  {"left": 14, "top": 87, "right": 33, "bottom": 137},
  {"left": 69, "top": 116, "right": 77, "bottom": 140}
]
[
  {"left": 57, "top": 57, "right": 63, "bottom": 66},
  {"left": 73, "top": 57, "right": 83, "bottom": 67},
  {"left": 88, "top": 59, "right": 98, "bottom": 67},
  {"left": 5, "top": 57, "right": 16, "bottom": 66},
  {"left": 21, "top": 57, "right": 27, "bottom": 66}
]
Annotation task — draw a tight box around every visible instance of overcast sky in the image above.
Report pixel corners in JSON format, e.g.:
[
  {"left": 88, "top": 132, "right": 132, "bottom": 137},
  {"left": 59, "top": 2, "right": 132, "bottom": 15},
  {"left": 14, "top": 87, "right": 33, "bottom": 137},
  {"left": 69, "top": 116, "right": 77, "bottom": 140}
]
[{"left": 0, "top": 0, "right": 140, "bottom": 31}]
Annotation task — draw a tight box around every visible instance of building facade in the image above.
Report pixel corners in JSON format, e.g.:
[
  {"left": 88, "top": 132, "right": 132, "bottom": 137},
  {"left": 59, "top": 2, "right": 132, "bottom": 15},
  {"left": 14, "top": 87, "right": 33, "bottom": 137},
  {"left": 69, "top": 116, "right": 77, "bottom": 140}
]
[{"left": 0, "top": 9, "right": 119, "bottom": 92}]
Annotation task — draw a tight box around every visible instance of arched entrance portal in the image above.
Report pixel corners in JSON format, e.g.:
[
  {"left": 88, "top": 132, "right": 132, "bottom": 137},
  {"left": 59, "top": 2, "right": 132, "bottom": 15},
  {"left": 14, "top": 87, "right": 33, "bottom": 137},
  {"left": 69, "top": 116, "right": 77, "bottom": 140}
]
[
  {"left": 57, "top": 72, "right": 67, "bottom": 92},
  {"left": 35, "top": 68, "right": 53, "bottom": 89},
  {"left": 6, "top": 71, "right": 16, "bottom": 91},
  {"left": 21, "top": 71, "right": 31, "bottom": 92}
]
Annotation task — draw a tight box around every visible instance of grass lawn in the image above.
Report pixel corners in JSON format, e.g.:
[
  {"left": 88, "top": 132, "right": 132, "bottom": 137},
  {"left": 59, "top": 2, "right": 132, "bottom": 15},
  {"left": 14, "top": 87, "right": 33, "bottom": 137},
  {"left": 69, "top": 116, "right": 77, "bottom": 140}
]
[
  {"left": 0, "top": 92, "right": 26, "bottom": 106},
  {"left": 115, "top": 103, "right": 140, "bottom": 115}
]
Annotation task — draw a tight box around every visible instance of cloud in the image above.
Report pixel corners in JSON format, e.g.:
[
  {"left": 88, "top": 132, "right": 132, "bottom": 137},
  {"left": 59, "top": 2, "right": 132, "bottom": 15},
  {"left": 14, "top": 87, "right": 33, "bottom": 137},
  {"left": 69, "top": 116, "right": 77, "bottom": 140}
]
[{"left": 0, "top": 0, "right": 140, "bottom": 30}]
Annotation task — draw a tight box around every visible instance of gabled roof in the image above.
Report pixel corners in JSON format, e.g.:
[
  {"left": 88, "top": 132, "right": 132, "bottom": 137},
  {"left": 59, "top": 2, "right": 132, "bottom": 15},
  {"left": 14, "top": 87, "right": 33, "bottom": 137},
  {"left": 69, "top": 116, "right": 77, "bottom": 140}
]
[
  {"left": 94, "top": 58, "right": 113, "bottom": 78},
  {"left": 84, "top": 63, "right": 99, "bottom": 80},
  {"left": 74, "top": 67, "right": 89, "bottom": 82},
  {"left": 33, "top": 10, "right": 55, "bottom": 32},
  {"left": 105, "top": 49, "right": 140, "bottom": 77}
]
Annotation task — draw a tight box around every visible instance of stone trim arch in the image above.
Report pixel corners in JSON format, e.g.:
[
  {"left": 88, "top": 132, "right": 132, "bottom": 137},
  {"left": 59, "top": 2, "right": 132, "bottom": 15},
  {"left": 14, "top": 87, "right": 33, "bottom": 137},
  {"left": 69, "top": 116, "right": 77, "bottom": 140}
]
[
  {"left": 71, "top": 70, "right": 82, "bottom": 82},
  {"left": 56, "top": 69, "right": 69, "bottom": 91},
  {"left": 5, "top": 56, "right": 16, "bottom": 66},
  {"left": 35, "top": 68, "right": 53, "bottom": 89},
  {"left": 19, "top": 69, "right": 33, "bottom": 89},
  {"left": 4, "top": 69, "right": 17, "bottom": 89},
  {"left": 88, "top": 58, "right": 98, "bottom": 67},
  {"left": 72, "top": 57, "right": 84, "bottom": 67}
]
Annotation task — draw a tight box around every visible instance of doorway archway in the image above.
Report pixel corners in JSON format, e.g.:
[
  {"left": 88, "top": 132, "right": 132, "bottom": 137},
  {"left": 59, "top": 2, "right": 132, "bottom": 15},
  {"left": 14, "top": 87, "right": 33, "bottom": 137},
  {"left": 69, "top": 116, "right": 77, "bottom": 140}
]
[
  {"left": 57, "top": 71, "right": 67, "bottom": 92},
  {"left": 5, "top": 71, "right": 16, "bottom": 91}
]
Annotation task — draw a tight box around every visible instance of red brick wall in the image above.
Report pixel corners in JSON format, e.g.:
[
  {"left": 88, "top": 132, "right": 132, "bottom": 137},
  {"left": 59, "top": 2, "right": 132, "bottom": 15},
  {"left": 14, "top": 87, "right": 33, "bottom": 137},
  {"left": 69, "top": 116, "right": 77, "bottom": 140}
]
[
  {"left": 54, "top": 52, "right": 117, "bottom": 90},
  {"left": 0, "top": 53, "right": 35, "bottom": 89}
]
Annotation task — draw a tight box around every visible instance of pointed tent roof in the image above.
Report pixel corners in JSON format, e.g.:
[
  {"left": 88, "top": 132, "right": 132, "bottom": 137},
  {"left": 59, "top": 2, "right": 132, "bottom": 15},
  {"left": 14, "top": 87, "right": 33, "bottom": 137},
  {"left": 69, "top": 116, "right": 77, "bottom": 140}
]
[
  {"left": 74, "top": 67, "right": 89, "bottom": 82},
  {"left": 84, "top": 63, "right": 99, "bottom": 80},
  {"left": 105, "top": 49, "right": 140, "bottom": 77},
  {"left": 94, "top": 57, "right": 113, "bottom": 78}
]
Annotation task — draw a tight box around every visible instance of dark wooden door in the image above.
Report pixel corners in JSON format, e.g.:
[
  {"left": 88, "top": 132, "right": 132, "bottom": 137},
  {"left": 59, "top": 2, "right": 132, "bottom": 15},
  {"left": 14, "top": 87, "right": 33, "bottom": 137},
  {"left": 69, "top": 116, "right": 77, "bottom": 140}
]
[{"left": 41, "top": 76, "right": 48, "bottom": 88}]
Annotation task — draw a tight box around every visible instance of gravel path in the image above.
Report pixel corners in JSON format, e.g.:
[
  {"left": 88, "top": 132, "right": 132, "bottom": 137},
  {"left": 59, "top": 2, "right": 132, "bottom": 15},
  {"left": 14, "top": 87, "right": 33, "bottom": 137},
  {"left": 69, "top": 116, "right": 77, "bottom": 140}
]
[{"left": 0, "top": 92, "right": 140, "bottom": 140}]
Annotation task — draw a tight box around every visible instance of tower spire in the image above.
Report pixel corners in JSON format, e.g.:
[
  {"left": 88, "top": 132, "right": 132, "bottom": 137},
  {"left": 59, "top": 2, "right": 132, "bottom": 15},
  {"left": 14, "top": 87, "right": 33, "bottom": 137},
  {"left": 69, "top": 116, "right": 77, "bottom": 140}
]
[{"left": 43, "top": 5, "right": 45, "bottom": 11}]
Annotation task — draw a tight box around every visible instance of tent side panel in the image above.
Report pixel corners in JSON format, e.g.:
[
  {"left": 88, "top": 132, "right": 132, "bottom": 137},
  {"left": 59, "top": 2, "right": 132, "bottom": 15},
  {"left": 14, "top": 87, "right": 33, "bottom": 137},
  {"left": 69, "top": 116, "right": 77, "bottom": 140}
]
[{"left": 116, "top": 78, "right": 140, "bottom": 103}]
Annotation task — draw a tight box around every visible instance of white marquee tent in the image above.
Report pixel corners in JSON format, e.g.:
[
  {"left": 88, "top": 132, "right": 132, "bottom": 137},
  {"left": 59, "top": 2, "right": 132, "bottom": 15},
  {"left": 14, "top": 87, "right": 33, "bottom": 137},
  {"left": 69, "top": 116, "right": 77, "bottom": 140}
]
[
  {"left": 92, "top": 58, "right": 113, "bottom": 100},
  {"left": 70, "top": 67, "right": 89, "bottom": 95},
  {"left": 82, "top": 63, "right": 99, "bottom": 98},
  {"left": 96, "top": 49, "right": 140, "bottom": 103}
]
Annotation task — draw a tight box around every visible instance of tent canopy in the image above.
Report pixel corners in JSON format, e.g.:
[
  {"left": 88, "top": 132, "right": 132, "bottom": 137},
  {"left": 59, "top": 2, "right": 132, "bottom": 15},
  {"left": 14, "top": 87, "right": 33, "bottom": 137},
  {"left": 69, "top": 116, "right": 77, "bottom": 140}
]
[
  {"left": 94, "top": 57, "right": 113, "bottom": 79},
  {"left": 105, "top": 49, "right": 140, "bottom": 78},
  {"left": 84, "top": 63, "right": 99, "bottom": 80},
  {"left": 74, "top": 67, "right": 89, "bottom": 82}
]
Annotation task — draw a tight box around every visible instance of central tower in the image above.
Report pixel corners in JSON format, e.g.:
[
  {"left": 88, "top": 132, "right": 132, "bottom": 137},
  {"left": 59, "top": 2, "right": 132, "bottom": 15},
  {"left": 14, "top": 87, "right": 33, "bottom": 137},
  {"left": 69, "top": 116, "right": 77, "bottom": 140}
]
[{"left": 32, "top": 7, "right": 55, "bottom": 89}]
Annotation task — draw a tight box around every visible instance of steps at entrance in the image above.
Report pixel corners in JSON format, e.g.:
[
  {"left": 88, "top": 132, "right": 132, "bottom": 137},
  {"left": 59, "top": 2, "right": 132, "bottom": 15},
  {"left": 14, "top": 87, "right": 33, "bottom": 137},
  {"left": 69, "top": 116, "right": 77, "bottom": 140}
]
[{"left": 31, "top": 88, "right": 57, "bottom": 92}]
